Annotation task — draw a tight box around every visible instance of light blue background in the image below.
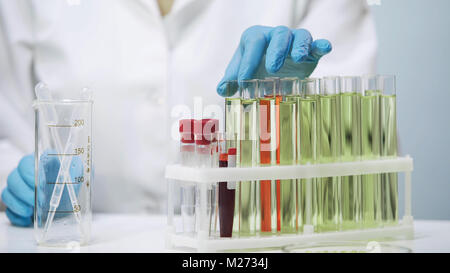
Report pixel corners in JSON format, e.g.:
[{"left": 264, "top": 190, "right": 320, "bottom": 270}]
[{"left": 371, "top": 0, "right": 450, "bottom": 219}]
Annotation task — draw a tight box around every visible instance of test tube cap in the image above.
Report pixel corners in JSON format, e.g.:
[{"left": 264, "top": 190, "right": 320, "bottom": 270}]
[
  {"left": 194, "top": 119, "right": 218, "bottom": 145},
  {"left": 179, "top": 119, "right": 194, "bottom": 132},
  {"left": 179, "top": 119, "right": 195, "bottom": 143},
  {"left": 228, "top": 148, "right": 237, "bottom": 155}
]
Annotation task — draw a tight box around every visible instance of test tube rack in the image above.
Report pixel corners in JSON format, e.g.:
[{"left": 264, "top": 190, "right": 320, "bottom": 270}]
[{"left": 165, "top": 156, "right": 414, "bottom": 252}]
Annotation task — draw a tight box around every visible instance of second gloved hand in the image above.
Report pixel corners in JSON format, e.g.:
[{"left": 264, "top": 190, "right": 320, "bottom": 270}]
[
  {"left": 1, "top": 152, "right": 83, "bottom": 227},
  {"left": 217, "top": 25, "right": 332, "bottom": 96}
]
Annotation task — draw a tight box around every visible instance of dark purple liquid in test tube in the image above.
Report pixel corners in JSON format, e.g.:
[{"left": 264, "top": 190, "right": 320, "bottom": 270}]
[{"left": 219, "top": 150, "right": 236, "bottom": 238}]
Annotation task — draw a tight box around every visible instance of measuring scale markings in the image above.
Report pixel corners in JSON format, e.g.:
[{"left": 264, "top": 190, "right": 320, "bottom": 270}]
[
  {"left": 47, "top": 176, "right": 85, "bottom": 185},
  {"left": 44, "top": 118, "right": 90, "bottom": 212},
  {"left": 47, "top": 119, "right": 86, "bottom": 156},
  {"left": 47, "top": 148, "right": 84, "bottom": 156},
  {"left": 47, "top": 119, "right": 84, "bottom": 128},
  {"left": 86, "top": 135, "right": 91, "bottom": 174},
  {"left": 47, "top": 205, "right": 81, "bottom": 214}
]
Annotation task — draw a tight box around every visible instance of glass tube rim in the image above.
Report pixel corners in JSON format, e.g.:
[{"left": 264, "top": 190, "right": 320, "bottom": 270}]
[
  {"left": 280, "top": 77, "right": 299, "bottom": 96},
  {"left": 377, "top": 74, "right": 396, "bottom": 96},
  {"left": 322, "top": 75, "right": 340, "bottom": 80},
  {"left": 257, "top": 78, "right": 276, "bottom": 98},
  {"left": 361, "top": 74, "right": 379, "bottom": 95},
  {"left": 33, "top": 99, "right": 93, "bottom": 107},
  {"left": 361, "top": 74, "right": 396, "bottom": 95},
  {"left": 320, "top": 76, "right": 340, "bottom": 95},
  {"left": 239, "top": 79, "right": 258, "bottom": 99},
  {"left": 280, "top": 77, "right": 299, "bottom": 81},
  {"left": 340, "top": 76, "right": 362, "bottom": 94},
  {"left": 300, "top": 78, "right": 320, "bottom": 96}
]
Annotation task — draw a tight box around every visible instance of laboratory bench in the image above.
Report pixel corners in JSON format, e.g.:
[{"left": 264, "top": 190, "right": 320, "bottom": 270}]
[{"left": 0, "top": 212, "right": 449, "bottom": 253}]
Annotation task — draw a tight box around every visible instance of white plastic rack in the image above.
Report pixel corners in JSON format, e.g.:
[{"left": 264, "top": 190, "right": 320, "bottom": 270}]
[{"left": 165, "top": 156, "right": 414, "bottom": 252}]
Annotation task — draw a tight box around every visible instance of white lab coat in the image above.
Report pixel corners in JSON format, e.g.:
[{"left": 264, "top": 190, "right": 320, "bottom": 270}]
[{"left": 0, "top": 0, "right": 377, "bottom": 213}]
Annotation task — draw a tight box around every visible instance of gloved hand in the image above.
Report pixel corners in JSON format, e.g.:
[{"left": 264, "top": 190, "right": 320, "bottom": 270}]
[
  {"left": 217, "top": 25, "right": 332, "bottom": 97},
  {"left": 1, "top": 152, "right": 83, "bottom": 227}
]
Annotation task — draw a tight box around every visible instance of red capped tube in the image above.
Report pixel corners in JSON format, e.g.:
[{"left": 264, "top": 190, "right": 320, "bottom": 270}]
[{"left": 179, "top": 119, "right": 195, "bottom": 144}]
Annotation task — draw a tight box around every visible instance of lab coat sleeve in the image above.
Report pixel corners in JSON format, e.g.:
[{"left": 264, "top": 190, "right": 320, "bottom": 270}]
[
  {"left": 295, "top": 0, "right": 378, "bottom": 76},
  {"left": 0, "top": 0, "right": 35, "bottom": 201}
]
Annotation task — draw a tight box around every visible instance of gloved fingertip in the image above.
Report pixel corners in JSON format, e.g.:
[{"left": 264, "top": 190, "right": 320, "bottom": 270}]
[
  {"left": 217, "top": 80, "right": 237, "bottom": 97},
  {"left": 217, "top": 81, "right": 227, "bottom": 97},
  {"left": 313, "top": 39, "right": 332, "bottom": 56}
]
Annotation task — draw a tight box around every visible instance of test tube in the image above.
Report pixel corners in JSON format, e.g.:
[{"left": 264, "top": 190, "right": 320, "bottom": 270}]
[
  {"left": 218, "top": 152, "right": 234, "bottom": 237},
  {"left": 297, "top": 78, "right": 320, "bottom": 232},
  {"left": 194, "top": 119, "right": 218, "bottom": 235},
  {"left": 265, "top": 77, "right": 281, "bottom": 95},
  {"left": 179, "top": 119, "right": 196, "bottom": 165},
  {"left": 279, "top": 78, "right": 298, "bottom": 234},
  {"left": 265, "top": 77, "right": 282, "bottom": 232},
  {"left": 217, "top": 133, "right": 235, "bottom": 238},
  {"left": 257, "top": 79, "right": 277, "bottom": 234},
  {"left": 226, "top": 148, "right": 237, "bottom": 237},
  {"left": 194, "top": 119, "right": 217, "bottom": 167},
  {"left": 223, "top": 80, "right": 242, "bottom": 235},
  {"left": 224, "top": 80, "right": 241, "bottom": 161},
  {"left": 361, "top": 75, "right": 382, "bottom": 228},
  {"left": 378, "top": 75, "right": 398, "bottom": 225},
  {"left": 179, "top": 119, "right": 196, "bottom": 235},
  {"left": 317, "top": 76, "right": 342, "bottom": 232},
  {"left": 211, "top": 132, "right": 219, "bottom": 168},
  {"left": 211, "top": 122, "right": 220, "bottom": 236},
  {"left": 239, "top": 80, "right": 259, "bottom": 236},
  {"left": 339, "top": 77, "right": 362, "bottom": 230}
]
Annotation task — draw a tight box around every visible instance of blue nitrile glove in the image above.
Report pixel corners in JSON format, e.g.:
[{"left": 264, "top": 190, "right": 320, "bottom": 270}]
[
  {"left": 1, "top": 152, "right": 83, "bottom": 227},
  {"left": 217, "top": 25, "right": 332, "bottom": 97}
]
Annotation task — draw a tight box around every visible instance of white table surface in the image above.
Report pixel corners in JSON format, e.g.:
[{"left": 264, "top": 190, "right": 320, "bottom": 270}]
[{"left": 1, "top": 212, "right": 449, "bottom": 253}]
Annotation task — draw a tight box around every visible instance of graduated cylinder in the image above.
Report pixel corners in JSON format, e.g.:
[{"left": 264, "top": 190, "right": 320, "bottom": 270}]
[{"left": 33, "top": 83, "right": 93, "bottom": 247}]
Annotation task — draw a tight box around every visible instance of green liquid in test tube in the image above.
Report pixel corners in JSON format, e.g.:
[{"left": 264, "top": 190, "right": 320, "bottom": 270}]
[
  {"left": 291, "top": 78, "right": 319, "bottom": 232},
  {"left": 225, "top": 97, "right": 242, "bottom": 155},
  {"left": 279, "top": 78, "right": 298, "bottom": 234},
  {"left": 279, "top": 101, "right": 297, "bottom": 233},
  {"left": 379, "top": 75, "right": 398, "bottom": 226},
  {"left": 317, "top": 77, "right": 341, "bottom": 232},
  {"left": 361, "top": 75, "right": 382, "bottom": 228},
  {"left": 339, "top": 77, "right": 362, "bottom": 230},
  {"left": 285, "top": 93, "right": 303, "bottom": 231},
  {"left": 239, "top": 80, "right": 259, "bottom": 236}
]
